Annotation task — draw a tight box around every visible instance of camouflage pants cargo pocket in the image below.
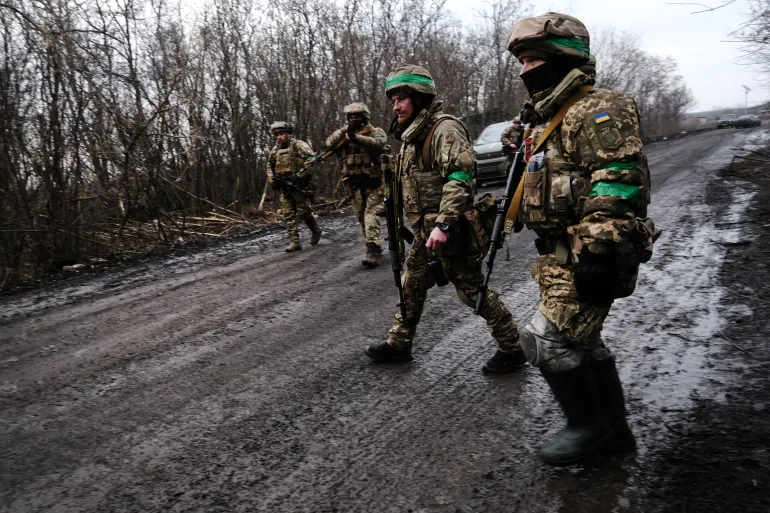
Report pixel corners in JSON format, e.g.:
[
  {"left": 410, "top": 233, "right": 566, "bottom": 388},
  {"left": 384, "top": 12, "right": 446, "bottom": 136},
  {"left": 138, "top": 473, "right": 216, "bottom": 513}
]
[{"left": 532, "top": 254, "right": 611, "bottom": 345}]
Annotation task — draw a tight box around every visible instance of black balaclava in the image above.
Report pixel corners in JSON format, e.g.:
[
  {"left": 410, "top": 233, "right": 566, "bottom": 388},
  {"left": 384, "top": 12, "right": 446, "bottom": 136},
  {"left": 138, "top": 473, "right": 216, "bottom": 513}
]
[
  {"left": 520, "top": 58, "right": 580, "bottom": 100},
  {"left": 348, "top": 117, "right": 366, "bottom": 132}
]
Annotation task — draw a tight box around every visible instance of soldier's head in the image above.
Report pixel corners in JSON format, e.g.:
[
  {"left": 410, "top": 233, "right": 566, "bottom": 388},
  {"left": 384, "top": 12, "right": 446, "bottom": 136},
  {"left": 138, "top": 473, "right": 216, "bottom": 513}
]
[
  {"left": 385, "top": 65, "right": 437, "bottom": 125},
  {"left": 512, "top": 117, "right": 522, "bottom": 128},
  {"left": 507, "top": 13, "right": 591, "bottom": 99},
  {"left": 344, "top": 102, "right": 370, "bottom": 130},
  {"left": 270, "top": 121, "right": 294, "bottom": 147}
]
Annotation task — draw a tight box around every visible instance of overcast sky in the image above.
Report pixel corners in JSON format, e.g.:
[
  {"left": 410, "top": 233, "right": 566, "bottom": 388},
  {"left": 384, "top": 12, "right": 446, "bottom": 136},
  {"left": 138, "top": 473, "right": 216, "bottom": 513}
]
[{"left": 447, "top": 0, "right": 763, "bottom": 112}]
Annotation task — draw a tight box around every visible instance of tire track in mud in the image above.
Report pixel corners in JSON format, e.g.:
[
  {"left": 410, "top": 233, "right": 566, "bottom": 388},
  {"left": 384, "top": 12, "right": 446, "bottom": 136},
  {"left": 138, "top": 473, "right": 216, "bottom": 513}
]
[{"left": 0, "top": 128, "right": 766, "bottom": 513}]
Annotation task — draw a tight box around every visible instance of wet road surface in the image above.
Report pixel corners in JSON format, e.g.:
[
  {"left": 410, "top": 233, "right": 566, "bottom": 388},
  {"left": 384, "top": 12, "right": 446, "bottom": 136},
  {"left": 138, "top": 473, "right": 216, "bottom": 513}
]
[{"left": 0, "top": 127, "right": 766, "bottom": 512}]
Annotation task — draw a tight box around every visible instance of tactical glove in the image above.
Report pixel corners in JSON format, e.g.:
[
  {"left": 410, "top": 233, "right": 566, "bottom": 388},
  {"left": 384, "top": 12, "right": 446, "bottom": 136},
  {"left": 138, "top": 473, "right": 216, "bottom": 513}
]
[
  {"left": 269, "top": 179, "right": 279, "bottom": 191},
  {"left": 573, "top": 247, "right": 622, "bottom": 303},
  {"left": 347, "top": 125, "right": 357, "bottom": 142}
]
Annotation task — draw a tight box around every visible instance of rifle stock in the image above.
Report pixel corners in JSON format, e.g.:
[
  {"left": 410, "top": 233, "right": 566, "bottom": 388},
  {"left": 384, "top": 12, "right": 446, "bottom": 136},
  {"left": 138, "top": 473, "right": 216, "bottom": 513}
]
[
  {"left": 474, "top": 144, "right": 527, "bottom": 315},
  {"left": 381, "top": 153, "right": 408, "bottom": 320}
]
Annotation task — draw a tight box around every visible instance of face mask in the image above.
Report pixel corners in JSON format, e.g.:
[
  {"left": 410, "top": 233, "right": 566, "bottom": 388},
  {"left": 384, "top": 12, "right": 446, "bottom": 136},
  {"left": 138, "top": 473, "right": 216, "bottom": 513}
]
[
  {"left": 348, "top": 118, "right": 366, "bottom": 132},
  {"left": 520, "top": 60, "right": 575, "bottom": 98}
]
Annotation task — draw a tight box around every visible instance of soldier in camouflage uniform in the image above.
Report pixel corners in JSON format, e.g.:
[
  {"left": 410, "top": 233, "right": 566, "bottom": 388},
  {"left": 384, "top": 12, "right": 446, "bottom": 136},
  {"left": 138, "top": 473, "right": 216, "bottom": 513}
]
[
  {"left": 507, "top": 13, "right": 658, "bottom": 464},
  {"left": 267, "top": 121, "right": 322, "bottom": 252},
  {"left": 365, "top": 65, "right": 528, "bottom": 374},
  {"left": 325, "top": 103, "right": 388, "bottom": 268},
  {"left": 500, "top": 117, "right": 524, "bottom": 152}
]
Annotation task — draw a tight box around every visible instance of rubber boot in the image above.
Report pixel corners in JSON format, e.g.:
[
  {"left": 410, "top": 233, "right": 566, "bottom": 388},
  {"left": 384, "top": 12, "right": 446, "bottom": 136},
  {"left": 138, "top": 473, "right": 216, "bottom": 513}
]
[
  {"left": 308, "top": 217, "right": 322, "bottom": 245},
  {"left": 539, "top": 360, "right": 612, "bottom": 466},
  {"left": 362, "top": 242, "right": 382, "bottom": 268},
  {"left": 591, "top": 358, "right": 636, "bottom": 455},
  {"left": 365, "top": 342, "right": 413, "bottom": 363},
  {"left": 285, "top": 242, "right": 302, "bottom": 252},
  {"left": 482, "top": 349, "right": 528, "bottom": 374}
]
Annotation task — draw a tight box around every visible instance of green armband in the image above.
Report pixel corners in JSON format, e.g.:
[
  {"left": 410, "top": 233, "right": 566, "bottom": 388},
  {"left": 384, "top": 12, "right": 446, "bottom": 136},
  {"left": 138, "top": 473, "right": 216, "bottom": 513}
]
[{"left": 447, "top": 171, "right": 472, "bottom": 182}]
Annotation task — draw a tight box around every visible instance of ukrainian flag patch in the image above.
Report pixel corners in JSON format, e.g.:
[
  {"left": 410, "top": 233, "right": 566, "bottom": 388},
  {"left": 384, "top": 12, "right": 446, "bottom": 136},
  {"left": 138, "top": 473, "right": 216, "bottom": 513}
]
[{"left": 594, "top": 112, "right": 611, "bottom": 124}]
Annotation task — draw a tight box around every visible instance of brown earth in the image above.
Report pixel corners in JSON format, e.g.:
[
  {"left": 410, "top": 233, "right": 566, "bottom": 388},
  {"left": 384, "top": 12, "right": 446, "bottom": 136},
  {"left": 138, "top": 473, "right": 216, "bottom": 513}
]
[{"left": 1, "top": 127, "right": 769, "bottom": 513}]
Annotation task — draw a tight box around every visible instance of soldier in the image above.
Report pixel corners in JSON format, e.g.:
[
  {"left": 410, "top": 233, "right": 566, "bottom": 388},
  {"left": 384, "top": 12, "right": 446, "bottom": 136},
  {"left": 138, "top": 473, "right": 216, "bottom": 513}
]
[
  {"left": 267, "top": 121, "right": 322, "bottom": 252},
  {"left": 501, "top": 117, "right": 524, "bottom": 152},
  {"left": 507, "top": 13, "right": 657, "bottom": 464},
  {"left": 365, "top": 65, "right": 528, "bottom": 374},
  {"left": 325, "top": 103, "right": 388, "bottom": 268}
]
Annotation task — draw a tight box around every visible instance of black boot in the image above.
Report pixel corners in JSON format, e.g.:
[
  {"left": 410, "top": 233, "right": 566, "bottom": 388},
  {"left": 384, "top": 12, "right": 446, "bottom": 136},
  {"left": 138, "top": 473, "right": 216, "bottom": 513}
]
[
  {"left": 539, "top": 360, "right": 611, "bottom": 466},
  {"left": 482, "top": 350, "right": 528, "bottom": 374},
  {"left": 365, "top": 342, "right": 413, "bottom": 363},
  {"left": 591, "top": 358, "right": 636, "bottom": 455}
]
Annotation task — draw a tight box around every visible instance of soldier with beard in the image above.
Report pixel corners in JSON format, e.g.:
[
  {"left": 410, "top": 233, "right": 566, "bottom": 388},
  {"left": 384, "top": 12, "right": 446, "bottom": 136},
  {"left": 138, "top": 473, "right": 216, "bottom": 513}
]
[
  {"left": 506, "top": 13, "right": 659, "bottom": 464},
  {"left": 364, "top": 65, "right": 528, "bottom": 374},
  {"left": 267, "top": 121, "right": 322, "bottom": 252},
  {"left": 325, "top": 103, "right": 388, "bottom": 268}
]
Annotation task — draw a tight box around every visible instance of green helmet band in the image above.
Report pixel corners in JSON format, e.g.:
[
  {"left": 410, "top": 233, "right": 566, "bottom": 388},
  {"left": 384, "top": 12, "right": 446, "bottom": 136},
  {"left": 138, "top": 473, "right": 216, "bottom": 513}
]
[{"left": 385, "top": 74, "right": 435, "bottom": 92}]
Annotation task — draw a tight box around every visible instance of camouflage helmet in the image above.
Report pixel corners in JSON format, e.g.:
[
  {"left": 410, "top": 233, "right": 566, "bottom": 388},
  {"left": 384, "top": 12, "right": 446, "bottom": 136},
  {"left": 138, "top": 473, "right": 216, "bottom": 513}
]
[
  {"left": 270, "top": 121, "right": 294, "bottom": 134},
  {"left": 385, "top": 65, "right": 437, "bottom": 99},
  {"left": 512, "top": 117, "right": 522, "bottom": 124},
  {"left": 343, "top": 102, "right": 371, "bottom": 119},
  {"left": 507, "top": 13, "right": 590, "bottom": 64}
]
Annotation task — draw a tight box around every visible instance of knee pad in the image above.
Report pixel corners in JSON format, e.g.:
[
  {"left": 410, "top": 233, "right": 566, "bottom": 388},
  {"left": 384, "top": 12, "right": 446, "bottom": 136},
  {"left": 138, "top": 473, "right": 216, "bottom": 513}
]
[{"left": 519, "top": 310, "right": 585, "bottom": 372}]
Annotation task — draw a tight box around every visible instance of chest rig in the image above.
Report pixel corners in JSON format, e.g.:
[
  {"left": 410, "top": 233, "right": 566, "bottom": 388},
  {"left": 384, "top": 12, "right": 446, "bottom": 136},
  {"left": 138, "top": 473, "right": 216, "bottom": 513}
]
[
  {"left": 518, "top": 86, "right": 594, "bottom": 233},
  {"left": 519, "top": 126, "right": 591, "bottom": 231},
  {"left": 274, "top": 142, "right": 300, "bottom": 175},
  {"left": 342, "top": 142, "right": 375, "bottom": 178},
  {"left": 396, "top": 115, "right": 457, "bottom": 221}
]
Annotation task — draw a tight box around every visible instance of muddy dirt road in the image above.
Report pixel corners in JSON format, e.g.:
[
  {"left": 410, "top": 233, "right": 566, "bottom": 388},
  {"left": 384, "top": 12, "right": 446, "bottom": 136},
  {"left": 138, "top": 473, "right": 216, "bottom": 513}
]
[{"left": 1, "top": 127, "right": 767, "bottom": 513}]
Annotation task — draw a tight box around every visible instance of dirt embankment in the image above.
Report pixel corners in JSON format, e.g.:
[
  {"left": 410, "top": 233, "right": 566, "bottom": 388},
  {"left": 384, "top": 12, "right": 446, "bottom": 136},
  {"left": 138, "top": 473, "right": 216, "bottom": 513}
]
[{"left": 650, "top": 153, "right": 770, "bottom": 512}]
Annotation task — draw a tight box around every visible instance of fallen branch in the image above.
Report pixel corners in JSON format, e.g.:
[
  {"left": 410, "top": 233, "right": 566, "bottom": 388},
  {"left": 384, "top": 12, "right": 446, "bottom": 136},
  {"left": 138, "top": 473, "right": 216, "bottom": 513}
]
[{"left": 157, "top": 175, "right": 252, "bottom": 223}]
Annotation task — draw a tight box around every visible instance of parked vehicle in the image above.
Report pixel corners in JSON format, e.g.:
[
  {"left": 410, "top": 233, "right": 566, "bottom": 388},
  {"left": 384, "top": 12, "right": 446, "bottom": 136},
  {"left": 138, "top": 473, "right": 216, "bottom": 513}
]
[
  {"left": 733, "top": 114, "right": 762, "bottom": 128},
  {"left": 474, "top": 121, "right": 512, "bottom": 184},
  {"left": 717, "top": 113, "right": 738, "bottom": 128}
]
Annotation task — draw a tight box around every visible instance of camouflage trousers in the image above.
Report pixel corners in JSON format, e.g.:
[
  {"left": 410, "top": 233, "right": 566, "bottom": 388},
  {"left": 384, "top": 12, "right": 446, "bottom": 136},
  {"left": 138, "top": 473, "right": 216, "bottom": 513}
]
[
  {"left": 387, "top": 230, "right": 520, "bottom": 353},
  {"left": 346, "top": 181, "right": 384, "bottom": 248},
  {"left": 280, "top": 191, "right": 318, "bottom": 244},
  {"left": 532, "top": 254, "right": 612, "bottom": 345}
]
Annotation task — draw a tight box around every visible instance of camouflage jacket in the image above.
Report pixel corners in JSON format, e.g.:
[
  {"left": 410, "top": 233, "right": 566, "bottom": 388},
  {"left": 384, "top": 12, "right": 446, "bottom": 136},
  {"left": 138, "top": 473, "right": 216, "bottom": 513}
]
[
  {"left": 396, "top": 101, "right": 475, "bottom": 230},
  {"left": 325, "top": 123, "right": 387, "bottom": 179},
  {"left": 268, "top": 138, "right": 314, "bottom": 181},
  {"left": 519, "top": 69, "right": 651, "bottom": 252},
  {"left": 501, "top": 125, "right": 524, "bottom": 148}
]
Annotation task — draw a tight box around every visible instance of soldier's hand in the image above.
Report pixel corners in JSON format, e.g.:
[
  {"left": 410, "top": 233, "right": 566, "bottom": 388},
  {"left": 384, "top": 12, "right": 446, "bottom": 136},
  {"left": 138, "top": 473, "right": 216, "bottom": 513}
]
[
  {"left": 509, "top": 144, "right": 517, "bottom": 150},
  {"left": 269, "top": 180, "right": 279, "bottom": 191},
  {"left": 425, "top": 227, "right": 448, "bottom": 250}
]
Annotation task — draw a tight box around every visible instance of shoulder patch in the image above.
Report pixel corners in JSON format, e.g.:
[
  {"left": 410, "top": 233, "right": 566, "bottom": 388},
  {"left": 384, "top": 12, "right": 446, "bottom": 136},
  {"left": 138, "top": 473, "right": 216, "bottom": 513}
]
[{"left": 593, "top": 112, "right": 611, "bottom": 124}]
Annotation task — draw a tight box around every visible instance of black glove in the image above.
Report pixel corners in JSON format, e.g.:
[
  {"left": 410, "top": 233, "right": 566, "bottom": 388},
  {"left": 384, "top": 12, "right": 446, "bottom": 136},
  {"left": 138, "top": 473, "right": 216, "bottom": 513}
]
[
  {"left": 347, "top": 125, "right": 357, "bottom": 142},
  {"left": 573, "top": 247, "right": 622, "bottom": 303},
  {"left": 269, "top": 179, "right": 280, "bottom": 191}
]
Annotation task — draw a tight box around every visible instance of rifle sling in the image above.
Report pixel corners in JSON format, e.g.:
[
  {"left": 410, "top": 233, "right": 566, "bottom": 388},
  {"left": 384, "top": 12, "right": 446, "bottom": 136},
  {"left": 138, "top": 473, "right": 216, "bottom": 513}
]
[
  {"left": 421, "top": 117, "right": 453, "bottom": 171},
  {"left": 503, "top": 85, "right": 593, "bottom": 234}
]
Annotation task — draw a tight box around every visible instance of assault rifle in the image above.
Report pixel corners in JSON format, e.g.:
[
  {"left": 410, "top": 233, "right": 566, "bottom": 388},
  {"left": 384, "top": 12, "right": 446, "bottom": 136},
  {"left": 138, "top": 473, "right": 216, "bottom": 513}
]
[
  {"left": 381, "top": 153, "right": 414, "bottom": 320},
  {"left": 474, "top": 142, "right": 527, "bottom": 315},
  {"left": 273, "top": 175, "right": 310, "bottom": 195},
  {"left": 304, "top": 126, "right": 375, "bottom": 169}
]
